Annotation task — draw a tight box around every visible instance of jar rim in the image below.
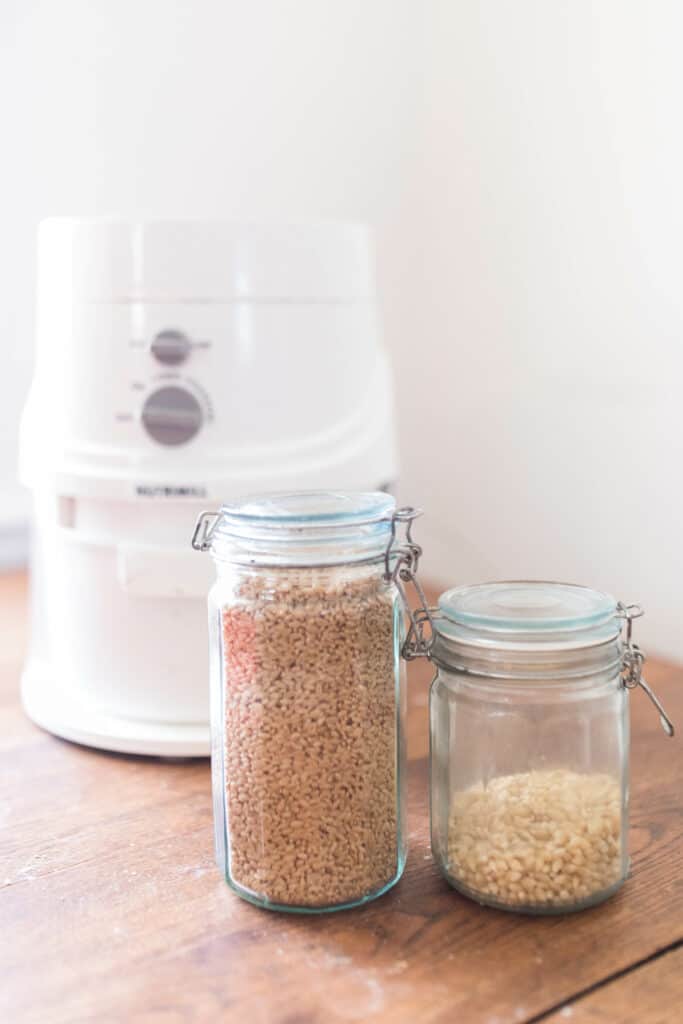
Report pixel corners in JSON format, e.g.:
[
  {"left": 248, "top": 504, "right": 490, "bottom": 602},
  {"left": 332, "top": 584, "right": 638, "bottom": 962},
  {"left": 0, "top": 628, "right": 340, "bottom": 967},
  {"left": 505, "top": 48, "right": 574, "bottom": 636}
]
[
  {"left": 218, "top": 490, "right": 395, "bottom": 527},
  {"left": 436, "top": 580, "right": 619, "bottom": 647},
  {"left": 431, "top": 580, "right": 623, "bottom": 677},
  {"left": 209, "top": 490, "right": 396, "bottom": 566}
]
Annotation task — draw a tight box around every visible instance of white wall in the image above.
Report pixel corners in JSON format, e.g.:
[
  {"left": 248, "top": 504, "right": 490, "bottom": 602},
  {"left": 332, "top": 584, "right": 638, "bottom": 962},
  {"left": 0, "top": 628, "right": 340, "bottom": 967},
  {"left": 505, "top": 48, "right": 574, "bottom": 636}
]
[
  {"left": 3, "top": 1, "right": 682, "bottom": 659},
  {"left": 385, "top": 0, "right": 683, "bottom": 661},
  {"left": 0, "top": 2, "right": 34, "bottom": 559}
]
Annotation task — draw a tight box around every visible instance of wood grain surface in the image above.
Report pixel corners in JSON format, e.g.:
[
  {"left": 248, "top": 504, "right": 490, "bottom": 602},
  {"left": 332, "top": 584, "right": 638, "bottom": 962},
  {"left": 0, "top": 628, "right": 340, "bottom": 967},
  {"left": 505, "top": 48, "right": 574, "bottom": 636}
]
[
  {"left": 542, "top": 944, "right": 683, "bottom": 1024},
  {"left": 1, "top": 570, "right": 682, "bottom": 1024}
]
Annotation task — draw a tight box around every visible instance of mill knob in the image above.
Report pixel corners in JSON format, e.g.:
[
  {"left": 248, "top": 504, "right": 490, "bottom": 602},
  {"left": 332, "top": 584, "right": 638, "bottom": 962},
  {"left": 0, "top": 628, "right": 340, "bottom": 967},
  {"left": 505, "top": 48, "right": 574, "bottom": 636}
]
[
  {"left": 150, "top": 329, "right": 191, "bottom": 366},
  {"left": 141, "top": 385, "right": 203, "bottom": 446}
]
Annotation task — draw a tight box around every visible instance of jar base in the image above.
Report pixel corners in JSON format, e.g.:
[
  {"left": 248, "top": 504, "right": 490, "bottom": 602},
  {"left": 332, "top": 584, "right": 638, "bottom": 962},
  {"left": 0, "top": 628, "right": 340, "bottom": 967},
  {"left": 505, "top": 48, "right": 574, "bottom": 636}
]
[
  {"left": 440, "top": 870, "right": 627, "bottom": 916},
  {"left": 223, "top": 855, "right": 406, "bottom": 914}
]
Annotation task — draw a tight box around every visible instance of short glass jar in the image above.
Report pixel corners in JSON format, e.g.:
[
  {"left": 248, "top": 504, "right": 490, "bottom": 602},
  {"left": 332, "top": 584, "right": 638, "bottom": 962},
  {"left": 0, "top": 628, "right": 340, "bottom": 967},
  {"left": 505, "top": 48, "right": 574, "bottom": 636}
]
[
  {"left": 193, "top": 491, "right": 407, "bottom": 913},
  {"left": 430, "top": 581, "right": 643, "bottom": 914}
]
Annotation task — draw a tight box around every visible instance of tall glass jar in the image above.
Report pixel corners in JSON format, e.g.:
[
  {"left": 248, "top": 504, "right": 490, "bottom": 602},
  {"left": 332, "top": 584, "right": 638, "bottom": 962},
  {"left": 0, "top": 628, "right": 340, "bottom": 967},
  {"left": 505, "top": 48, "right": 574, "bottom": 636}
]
[
  {"left": 193, "top": 492, "right": 407, "bottom": 913},
  {"left": 430, "top": 582, "right": 646, "bottom": 915}
]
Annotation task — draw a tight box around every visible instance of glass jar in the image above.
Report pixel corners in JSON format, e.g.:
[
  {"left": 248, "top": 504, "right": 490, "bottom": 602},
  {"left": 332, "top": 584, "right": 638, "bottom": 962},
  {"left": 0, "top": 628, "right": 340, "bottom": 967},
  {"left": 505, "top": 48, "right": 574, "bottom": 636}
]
[
  {"left": 428, "top": 581, "right": 673, "bottom": 915},
  {"left": 192, "top": 491, "right": 408, "bottom": 913}
]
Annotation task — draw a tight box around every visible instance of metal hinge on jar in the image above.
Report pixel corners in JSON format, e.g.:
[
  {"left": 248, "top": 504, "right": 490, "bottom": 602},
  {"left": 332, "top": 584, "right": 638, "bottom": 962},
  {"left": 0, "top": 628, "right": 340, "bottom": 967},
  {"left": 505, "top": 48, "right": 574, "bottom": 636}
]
[
  {"left": 383, "top": 507, "right": 438, "bottom": 660},
  {"left": 617, "top": 602, "right": 675, "bottom": 737},
  {"left": 191, "top": 511, "right": 220, "bottom": 552}
]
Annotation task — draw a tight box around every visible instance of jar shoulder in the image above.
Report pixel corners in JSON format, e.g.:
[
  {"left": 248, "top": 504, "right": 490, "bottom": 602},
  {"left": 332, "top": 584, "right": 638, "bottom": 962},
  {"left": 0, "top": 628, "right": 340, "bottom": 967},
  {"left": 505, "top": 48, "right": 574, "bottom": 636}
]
[
  {"left": 210, "top": 566, "right": 399, "bottom": 607},
  {"left": 429, "top": 663, "right": 624, "bottom": 701}
]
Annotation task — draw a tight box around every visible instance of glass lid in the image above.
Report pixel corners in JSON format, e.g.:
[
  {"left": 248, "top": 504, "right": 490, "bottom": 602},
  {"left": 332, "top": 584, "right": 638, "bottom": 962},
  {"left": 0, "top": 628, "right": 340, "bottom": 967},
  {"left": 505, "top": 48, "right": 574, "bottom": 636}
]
[
  {"left": 436, "top": 581, "right": 620, "bottom": 650},
  {"left": 209, "top": 490, "right": 396, "bottom": 566},
  {"left": 439, "top": 581, "right": 617, "bottom": 633},
  {"left": 219, "top": 491, "right": 395, "bottom": 526}
]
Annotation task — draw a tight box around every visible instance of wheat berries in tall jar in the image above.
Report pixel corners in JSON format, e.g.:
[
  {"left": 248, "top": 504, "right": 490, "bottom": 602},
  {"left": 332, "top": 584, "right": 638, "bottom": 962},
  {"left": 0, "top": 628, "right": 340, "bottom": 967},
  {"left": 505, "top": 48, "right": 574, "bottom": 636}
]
[
  {"left": 192, "top": 492, "right": 415, "bottom": 912},
  {"left": 428, "top": 582, "right": 674, "bottom": 915}
]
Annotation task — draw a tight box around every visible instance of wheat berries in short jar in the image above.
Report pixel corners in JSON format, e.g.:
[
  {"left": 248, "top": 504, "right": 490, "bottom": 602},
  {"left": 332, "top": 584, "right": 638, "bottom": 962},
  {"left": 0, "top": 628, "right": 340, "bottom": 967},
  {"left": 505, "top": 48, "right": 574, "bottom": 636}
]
[
  {"left": 428, "top": 581, "right": 674, "bottom": 915},
  {"left": 192, "top": 492, "right": 408, "bottom": 912}
]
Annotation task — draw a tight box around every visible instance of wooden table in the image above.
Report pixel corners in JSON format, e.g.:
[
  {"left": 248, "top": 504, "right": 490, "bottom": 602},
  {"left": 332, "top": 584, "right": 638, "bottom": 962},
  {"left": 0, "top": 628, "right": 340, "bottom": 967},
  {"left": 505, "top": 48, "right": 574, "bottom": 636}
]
[{"left": 2, "top": 570, "right": 682, "bottom": 1023}]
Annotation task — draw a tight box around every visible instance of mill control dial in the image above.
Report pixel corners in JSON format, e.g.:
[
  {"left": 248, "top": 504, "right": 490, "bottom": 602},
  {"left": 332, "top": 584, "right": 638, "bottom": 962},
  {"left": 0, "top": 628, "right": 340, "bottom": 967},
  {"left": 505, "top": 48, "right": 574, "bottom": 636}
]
[
  {"left": 141, "top": 385, "right": 203, "bottom": 446},
  {"left": 150, "top": 329, "right": 192, "bottom": 366}
]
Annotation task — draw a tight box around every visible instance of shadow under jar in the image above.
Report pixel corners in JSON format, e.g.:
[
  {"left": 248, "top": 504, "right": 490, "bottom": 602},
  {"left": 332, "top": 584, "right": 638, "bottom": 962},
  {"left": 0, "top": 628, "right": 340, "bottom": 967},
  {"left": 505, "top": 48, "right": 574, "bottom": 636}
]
[
  {"left": 430, "top": 582, "right": 636, "bottom": 915},
  {"left": 195, "top": 492, "right": 407, "bottom": 913}
]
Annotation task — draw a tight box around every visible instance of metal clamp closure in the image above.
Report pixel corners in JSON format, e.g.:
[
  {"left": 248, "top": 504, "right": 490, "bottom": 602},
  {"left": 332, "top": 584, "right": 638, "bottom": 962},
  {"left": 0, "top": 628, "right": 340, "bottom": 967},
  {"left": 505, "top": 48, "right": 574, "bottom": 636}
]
[
  {"left": 191, "top": 510, "right": 220, "bottom": 552},
  {"left": 617, "top": 602, "right": 674, "bottom": 737},
  {"left": 384, "top": 507, "right": 437, "bottom": 660}
]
